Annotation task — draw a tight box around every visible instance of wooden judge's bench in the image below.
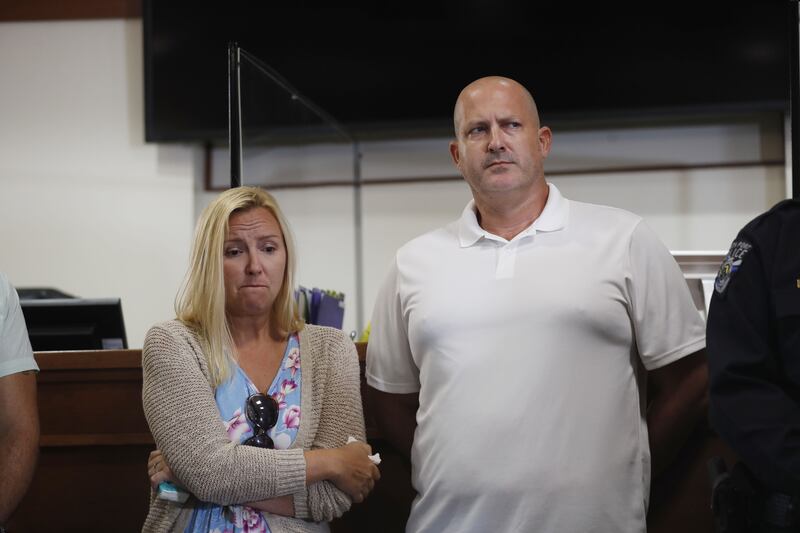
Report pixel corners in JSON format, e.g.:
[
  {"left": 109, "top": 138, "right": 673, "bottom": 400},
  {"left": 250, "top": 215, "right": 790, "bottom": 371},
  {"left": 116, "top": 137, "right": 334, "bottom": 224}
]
[{"left": 9, "top": 346, "right": 735, "bottom": 532}]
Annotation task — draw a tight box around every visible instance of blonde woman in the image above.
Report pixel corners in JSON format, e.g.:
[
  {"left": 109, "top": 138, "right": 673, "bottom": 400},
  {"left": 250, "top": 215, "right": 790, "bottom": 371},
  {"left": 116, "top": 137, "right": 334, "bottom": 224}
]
[{"left": 142, "top": 187, "right": 378, "bottom": 532}]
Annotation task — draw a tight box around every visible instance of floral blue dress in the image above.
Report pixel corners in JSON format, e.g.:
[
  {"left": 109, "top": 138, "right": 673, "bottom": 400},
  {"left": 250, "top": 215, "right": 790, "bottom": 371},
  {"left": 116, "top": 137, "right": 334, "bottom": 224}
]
[{"left": 183, "top": 335, "right": 302, "bottom": 533}]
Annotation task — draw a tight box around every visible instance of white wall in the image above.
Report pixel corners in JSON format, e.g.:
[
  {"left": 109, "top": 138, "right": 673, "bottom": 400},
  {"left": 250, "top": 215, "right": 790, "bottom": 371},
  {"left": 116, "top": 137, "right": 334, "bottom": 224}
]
[
  {"left": 1, "top": 18, "right": 788, "bottom": 346},
  {"left": 0, "top": 19, "right": 197, "bottom": 348}
]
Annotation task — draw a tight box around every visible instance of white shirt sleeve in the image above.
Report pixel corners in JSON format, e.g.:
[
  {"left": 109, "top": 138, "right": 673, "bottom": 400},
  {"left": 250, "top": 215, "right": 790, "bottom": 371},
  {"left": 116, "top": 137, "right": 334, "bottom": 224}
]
[
  {"left": 365, "top": 257, "right": 420, "bottom": 394},
  {"left": 0, "top": 273, "right": 38, "bottom": 378},
  {"left": 626, "top": 221, "right": 706, "bottom": 370}
]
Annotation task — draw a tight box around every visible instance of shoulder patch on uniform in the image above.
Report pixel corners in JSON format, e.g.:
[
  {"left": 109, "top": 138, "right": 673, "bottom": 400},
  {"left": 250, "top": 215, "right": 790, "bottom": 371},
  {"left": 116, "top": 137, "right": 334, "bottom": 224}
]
[{"left": 715, "top": 239, "right": 752, "bottom": 294}]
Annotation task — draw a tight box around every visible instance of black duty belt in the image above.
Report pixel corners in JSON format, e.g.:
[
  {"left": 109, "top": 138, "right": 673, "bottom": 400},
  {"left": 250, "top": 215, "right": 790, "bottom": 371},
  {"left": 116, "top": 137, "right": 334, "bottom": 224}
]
[{"left": 764, "top": 491, "right": 798, "bottom": 529}]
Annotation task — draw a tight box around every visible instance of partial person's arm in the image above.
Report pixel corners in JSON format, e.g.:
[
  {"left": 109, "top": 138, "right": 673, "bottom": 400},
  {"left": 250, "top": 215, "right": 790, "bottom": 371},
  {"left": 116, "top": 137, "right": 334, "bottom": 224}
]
[
  {"left": 148, "top": 440, "right": 375, "bottom": 518},
  {"left": 148, "top": 448, "right": 298, "bottom": 513},
  {"left": 624, "top": 220, "right": 709, "bottom": 478},
  {"left": 707, "top": 234, "right": 800, "bottom": 492},
  {"left": 646, "top": 349, "right": 708, "bottom": 477},
  {"left": 364, "top": 257, "right": 420, "bottom": 464},
  {"left": 250, "top": 442, "right": 376, "bottom": 518},
  {"left": 0, "top": 370, "right": 39, "bottom": 524},
  {"left": 366, "top": 386, "right": 418, "bottom": 463}
]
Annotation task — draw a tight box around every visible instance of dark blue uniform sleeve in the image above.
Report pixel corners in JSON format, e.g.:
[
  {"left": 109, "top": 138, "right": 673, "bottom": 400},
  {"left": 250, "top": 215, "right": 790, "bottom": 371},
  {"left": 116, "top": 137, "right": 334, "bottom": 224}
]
[{"left": 707, "top": 230, "right": 800, "bottom": 493}]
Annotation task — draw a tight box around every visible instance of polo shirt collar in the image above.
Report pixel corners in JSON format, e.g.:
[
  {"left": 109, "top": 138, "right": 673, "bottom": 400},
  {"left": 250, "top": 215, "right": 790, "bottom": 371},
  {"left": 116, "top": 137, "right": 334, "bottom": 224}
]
[{"left": 458, "top": 182, "right": 568, "bottom": 247}]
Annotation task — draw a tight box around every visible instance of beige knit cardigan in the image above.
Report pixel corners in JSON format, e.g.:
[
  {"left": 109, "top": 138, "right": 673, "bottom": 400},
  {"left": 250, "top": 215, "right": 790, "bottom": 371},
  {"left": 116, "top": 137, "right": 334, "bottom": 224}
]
[{"left": 141, "top": 320, "right": 366, "bottom": 532}]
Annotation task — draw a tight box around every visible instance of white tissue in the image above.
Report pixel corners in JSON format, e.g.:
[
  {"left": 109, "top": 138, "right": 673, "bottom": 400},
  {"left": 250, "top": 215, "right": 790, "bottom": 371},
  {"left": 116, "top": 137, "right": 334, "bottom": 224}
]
[{"left": 347, "top": 436, "right": 382, "bottom": 465}]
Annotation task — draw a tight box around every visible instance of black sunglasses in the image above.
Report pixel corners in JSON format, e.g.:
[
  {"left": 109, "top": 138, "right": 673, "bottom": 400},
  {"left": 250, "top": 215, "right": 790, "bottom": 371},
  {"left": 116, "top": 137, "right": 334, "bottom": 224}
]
[{"left": 243, "top": 393, "right": 279, "bottom": 449}]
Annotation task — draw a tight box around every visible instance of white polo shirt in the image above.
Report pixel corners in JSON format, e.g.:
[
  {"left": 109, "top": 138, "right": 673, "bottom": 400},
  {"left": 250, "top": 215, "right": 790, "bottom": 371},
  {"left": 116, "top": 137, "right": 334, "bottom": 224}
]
[
  {"left": 366, "top": 184, "right": 705, "bottom": 533},
  {"left": 0, "top": 272, "right": 38, "bottom": 378}
]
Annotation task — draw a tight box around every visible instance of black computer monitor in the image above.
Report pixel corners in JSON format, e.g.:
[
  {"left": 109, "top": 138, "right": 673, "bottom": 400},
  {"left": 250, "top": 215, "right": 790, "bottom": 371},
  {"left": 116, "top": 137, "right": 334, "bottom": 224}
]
[{"left": 20, "top": 298, "right": 128, "bottom": 351}]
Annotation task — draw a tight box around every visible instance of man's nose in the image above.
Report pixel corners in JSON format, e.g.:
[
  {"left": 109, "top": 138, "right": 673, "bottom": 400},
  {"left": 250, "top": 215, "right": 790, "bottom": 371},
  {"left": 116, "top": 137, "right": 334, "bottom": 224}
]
[{"left": 487, "top": 125, "right": 506, "bottom": 152}]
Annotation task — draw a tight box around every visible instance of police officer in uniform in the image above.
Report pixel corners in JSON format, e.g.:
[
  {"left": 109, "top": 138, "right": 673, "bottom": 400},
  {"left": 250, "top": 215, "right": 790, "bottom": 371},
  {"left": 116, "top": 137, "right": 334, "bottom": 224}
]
[{"left": 707, "top": 199, "right": 800, "bottom": 532}]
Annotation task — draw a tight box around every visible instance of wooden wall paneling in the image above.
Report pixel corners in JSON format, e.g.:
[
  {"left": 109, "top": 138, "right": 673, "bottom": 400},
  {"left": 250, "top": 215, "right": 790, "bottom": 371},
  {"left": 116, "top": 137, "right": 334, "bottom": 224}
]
[
  {"left": 8, "top": 350, "right": 152, "bottom": 532},
  {"left": 0, "top": 0, "right": 141, "bottom": 22}
]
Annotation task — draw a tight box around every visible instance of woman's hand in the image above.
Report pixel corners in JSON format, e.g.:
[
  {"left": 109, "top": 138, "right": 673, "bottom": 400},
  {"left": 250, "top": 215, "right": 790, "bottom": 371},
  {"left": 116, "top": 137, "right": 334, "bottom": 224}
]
[
  {"left": 326, "top": 441, "right": 381, "bottom": 503},
  {"left": 147, "top": 449, "right": 177, "bottom": 489}
]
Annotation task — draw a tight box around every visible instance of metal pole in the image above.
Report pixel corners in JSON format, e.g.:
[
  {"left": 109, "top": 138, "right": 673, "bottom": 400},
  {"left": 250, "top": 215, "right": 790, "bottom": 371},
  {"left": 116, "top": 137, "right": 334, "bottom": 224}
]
[
  {"left": 228, "top": 42, "right": 243, "bottom": 188},
  {"left": 790, "top": 1, "right": 799, "bottom": 198},
  {"left": 352, "top": 141, "right": 364, "bottom": 334}
]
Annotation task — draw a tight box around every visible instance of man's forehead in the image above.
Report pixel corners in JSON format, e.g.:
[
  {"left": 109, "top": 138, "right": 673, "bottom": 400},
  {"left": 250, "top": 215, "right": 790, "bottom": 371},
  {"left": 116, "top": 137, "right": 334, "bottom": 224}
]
[
  {"left": 453, "top": 77, "right": 539, "bottom": 133},
  {"left": 458, "top": 89, "right": 534, "bottom": 122}
]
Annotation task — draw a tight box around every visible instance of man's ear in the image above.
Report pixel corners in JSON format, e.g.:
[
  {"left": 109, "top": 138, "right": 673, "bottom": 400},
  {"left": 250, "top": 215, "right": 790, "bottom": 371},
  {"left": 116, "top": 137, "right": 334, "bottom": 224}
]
[
  {"left": 449, "top": 140, "right": 461, "bottom": 167},
  {"left": 538, "top": 127, "right": 553, "bottom": 158}
]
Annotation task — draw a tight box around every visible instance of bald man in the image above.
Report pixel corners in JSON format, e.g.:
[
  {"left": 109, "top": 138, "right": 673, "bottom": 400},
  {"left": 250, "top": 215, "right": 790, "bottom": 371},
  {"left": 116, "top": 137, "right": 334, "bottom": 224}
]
[{"left": 366, "top": 77, "right": 708, "bottom": 532}]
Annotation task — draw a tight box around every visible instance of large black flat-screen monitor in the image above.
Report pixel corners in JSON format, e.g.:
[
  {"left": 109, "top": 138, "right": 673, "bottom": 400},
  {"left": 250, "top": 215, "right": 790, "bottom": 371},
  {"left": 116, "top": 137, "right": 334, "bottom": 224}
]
[
  {"left": 20, "top": 298, "right": 128, "bottom": 351},
  {"left": 144, "top": 3, "right": 790, "bottom": 142}
]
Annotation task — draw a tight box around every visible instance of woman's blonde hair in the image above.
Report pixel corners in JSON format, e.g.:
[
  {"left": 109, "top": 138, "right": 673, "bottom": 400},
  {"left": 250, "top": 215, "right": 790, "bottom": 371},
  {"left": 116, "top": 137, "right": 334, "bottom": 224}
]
[{"left": 176, "top": 186, "right": 304, "bottom": 386}]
